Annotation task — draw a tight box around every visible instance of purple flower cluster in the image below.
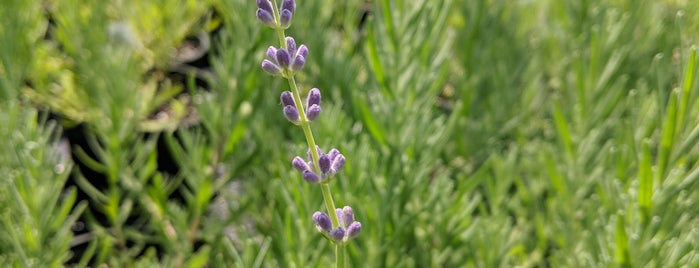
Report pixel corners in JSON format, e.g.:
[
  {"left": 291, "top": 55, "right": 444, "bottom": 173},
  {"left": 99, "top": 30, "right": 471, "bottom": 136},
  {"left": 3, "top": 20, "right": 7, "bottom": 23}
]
[
  {"left": 292, "top": 146, "right": 346, "bottom": 184},
  {"left": 280, "top": 88, "right": 320, "bottom": 123},
  {"left": 262, "top": 37, "right": 308, "bottom": 76},
  {"left": 313, "top": 207, "right": 362, "bottom": 243},
  {"left": 256, "top": 0, "right": 296, "bottom": 29}
]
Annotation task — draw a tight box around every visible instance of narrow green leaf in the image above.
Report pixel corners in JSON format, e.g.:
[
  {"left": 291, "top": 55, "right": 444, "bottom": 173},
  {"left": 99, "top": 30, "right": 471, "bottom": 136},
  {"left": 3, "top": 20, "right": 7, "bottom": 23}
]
[
  {"left": 185, "top": 246, "right": 211, "bottom": 268},
  {"left": 638, "top": 139, "right": 652, "bottom": 223},
  {"left": 552, "top": 99, "right": 575, "bottom": 159},
  {"left": 675, "top": 46, "right": 696, "bottom": 134},
  {"left": 353, "top": 94, "right": 387, "bottom": 146},
  {"left": 656, "top": 88, "right": 678, "bottom": 183},
  {"left": 614, "top": 214, "right": 631, "bottom": 268},
  {"left": 365, "top": 26, "right": 392, "bottom": 99}
]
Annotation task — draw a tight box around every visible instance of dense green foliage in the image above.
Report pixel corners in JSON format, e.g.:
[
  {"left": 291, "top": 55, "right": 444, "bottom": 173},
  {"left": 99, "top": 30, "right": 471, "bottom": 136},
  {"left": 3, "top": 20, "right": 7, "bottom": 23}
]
[{"left": 1, "top": 0, "right": 698, "bottom": 267}]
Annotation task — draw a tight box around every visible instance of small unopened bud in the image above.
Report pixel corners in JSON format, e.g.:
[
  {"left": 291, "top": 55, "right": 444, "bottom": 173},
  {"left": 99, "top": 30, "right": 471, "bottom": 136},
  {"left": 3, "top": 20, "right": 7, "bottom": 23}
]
[
  {"left": 306, "top": 104, "right": 321, "bottom": 121},
  {"left": 346, "top": 222, "right": 362, "bottom": 239},
  {"left": 283, "top": 105, "right": 299, "bottom": 122},
  {"left": 281, "top": 91, "right": 295, "bottom": 107},
  {"left": 290, "top": 55, "right": 305, "bottom": 71},
  {"left": 306, "top": 88, "right": 321, "bottom": 107},
  {"left": 328, "top": 227, "right": 345, "bottom": 242},
  {"left": 276, "top": 49, "right": 291, "bottom": 67},
  {"left": 262, "top": 60, "right": 282, "bottom": 75},
  {"left": 313, "top": 212, "right": 332, "bottom": 232},
  {"left": 256, "top": 9, "right": 275, "bottom": 27},
  {"left": 279, "top": 0, "right": 296, "bottom": 28},
  {"left": 330, "top": 154, "right": 345, "bottom": 174},
  {"left": 297, "top": 45, "right": 308, "bottom": 59},
  {"left": 318, "top": 154, "right": 331, "bottom": 174},
  {"left": 341, "top": 206, "right": 354, "bottom": 227},
  {"left": 292, "top": 157, "right": 310, "bottom": 172},
  {"left": 302, "top": 170, "right": 319, "bottom": 184},
  {"left": 285, "top": 37, "right": 297, "bottom": 56},
  {"left": 256, "top": 0, "right": 276, "bottom": 27}
]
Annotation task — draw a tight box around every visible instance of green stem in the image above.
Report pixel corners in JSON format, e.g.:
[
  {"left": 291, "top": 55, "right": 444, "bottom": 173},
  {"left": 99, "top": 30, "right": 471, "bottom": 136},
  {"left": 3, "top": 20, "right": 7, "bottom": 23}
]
[{"left": 336, "top": 244, "right": 345, "bottom": 268}]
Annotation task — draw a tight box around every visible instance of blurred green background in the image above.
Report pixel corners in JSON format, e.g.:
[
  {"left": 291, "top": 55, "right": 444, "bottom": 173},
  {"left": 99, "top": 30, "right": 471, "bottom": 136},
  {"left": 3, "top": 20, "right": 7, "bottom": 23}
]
[{"left": 1, "top": 0, "right": 698, "bottom": 267}]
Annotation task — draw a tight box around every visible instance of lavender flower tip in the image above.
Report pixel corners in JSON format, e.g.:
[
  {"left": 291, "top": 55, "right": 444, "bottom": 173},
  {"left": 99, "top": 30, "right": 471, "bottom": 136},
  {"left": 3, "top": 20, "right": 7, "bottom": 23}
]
[
  {"left": 262, "top": 60, "right": 282, "bottom": 75},
  {"left": 297, "top": 45, "right": 308, "bottom": 59},
  {"left": 341, "top": 206, "right": 354, "bottom": 227},
  {"left": 279, "top": 10, "right": 293, "bottom": 28},
  {"left": 266, "top": 46, "right": 278, "bottom": 61},
  {"left": 306, "top": 104, "right": 321, "bottom": 121},
  {"left": 319, "top": 154, "right": 331, "bottom": 174},
  {"left": 285, "top": 37, "right": 297, "bottom": 55},
  {"left": 302, "top": 170, "right": 320, "bottom": 184},
  {"left": 292, "top": 157, "right": 310, "bottom": 172},
  {"left": 281, "top": 91, "right": 295, "bottom": 107},
  {"left": 283, "top": 105, "right": 300, "bottom": 122},
  {"left": 256, "top": 9, "right": 276, "bottom": 27},
  {"left": 257, "top": 0, "right": 274, "bottom": 14},
  {"left": 307, "top": 88, "right": 321, "bottom": 107},
  {"left": 276, "top": 49, "right": 291, "bottom": 68},
  {"left": 328, "top": 227, "right": 345, "bottom": 242},
  {"left": 346, "top": 222, "right": 362, "bottom": 239},
  {"left": 282, "top": 0, "right": 296, "bottom": 14},
  {"left": 290, "top": 55, "right": 305, "bottom": 72},
  {"left": 330, "top": 154, "right": 345, "bottom": 174},
  {"left": 313, "top": 212, "right": 332, "bottom": 232}
]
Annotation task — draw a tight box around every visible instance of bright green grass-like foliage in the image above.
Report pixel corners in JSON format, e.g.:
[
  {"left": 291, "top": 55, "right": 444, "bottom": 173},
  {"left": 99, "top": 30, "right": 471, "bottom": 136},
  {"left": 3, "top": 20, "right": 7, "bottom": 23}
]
[{"left": 0, "top": 0, "right": 698, "bottom": 267}]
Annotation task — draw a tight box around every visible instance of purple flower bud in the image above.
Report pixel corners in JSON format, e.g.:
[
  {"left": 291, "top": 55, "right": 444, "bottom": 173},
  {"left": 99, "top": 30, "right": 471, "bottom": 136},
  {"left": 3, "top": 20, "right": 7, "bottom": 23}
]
[
  {"left": 276, "top": 49, "right": 291, "bottom": 68},
  {"left": 266, "top": 46, "right": 278, "bottom": 61},
  {"left": 302, "top": 170, "right": 319, "bottom": 184},
  {"left": 279, "top": 10, "right": 293, "bottom": 28},
  {"left": 341, "top": 206, "right": 354, "bottom": 227},
  {"left": 346, "top": 222, "right": 361, "bottom": 239},
  {"left": 306, "top": 88, "right": 321, "bottom": 107},
  {"left": 297, "top": 45, "right": 308, "bottom": 59},
  {"left": 283, "top": 105, "right": 299, "bottom": 122},
  {"left": 280, "top": 91, "right": 295, "bottom": 107},
  {"left": 292, "top": 156, "right": 310, "bottom": 172},
  {"left": 281, "top": 0, "right": 296, "bottom": 14},
  {"left": 330, "top": 154, "right": 345, "bottom": 174},
  {"left": 306, "top": 104, "right": 321, "bottom": 121},
  {"left": 261, "top": 60, "right": 282, "bottom": 75},
  {"left": 313, "top": 212, "right": 332, "bottom": 232},
  {"left": 327, "top": 149, "right": 340, "bottom": 161},
  {"left": 319, "top": 154, "right": 331, "bottom": 174},
  {"left": 257, "top": 0, "right": 274, "bottom": 14},
  {"left": 256, "top": 9, "right": 276, "bottom": 27},
  {"left": 279, "top": 0, "right": 296, "bottom": 28},
  {"left": 290, "top": 55, "right": 305, "bottom": 71},
  {"left": 328, "top": 227, "right": 345, "bottom": 242},
  {"left": 285, "top": 37, "right": 297, "bottom": 56}
]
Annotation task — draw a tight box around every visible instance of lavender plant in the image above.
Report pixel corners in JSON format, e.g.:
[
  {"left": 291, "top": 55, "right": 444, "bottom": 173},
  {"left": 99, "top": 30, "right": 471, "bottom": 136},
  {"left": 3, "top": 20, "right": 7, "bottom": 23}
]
[{"left": 256, "top": 0, "right": 361, "bottom": 266}]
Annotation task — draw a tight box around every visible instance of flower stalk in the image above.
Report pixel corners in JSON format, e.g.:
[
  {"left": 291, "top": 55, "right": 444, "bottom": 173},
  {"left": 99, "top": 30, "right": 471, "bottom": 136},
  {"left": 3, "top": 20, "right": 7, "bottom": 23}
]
[{"left": 255, "top": 1, "right": 361, "bottom": 267}]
